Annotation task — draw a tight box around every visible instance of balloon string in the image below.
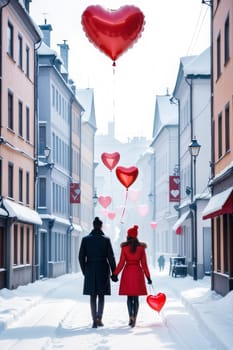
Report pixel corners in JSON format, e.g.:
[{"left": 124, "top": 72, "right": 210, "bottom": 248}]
[
  {"left": 110, "top": 171, "right": 113, "bottom": 210},
  {"left": 112, "top": 64, "right": 116, "bottom": 125},
  {"left": 120, "top": 189, "right": 128, "bottom": 224}
]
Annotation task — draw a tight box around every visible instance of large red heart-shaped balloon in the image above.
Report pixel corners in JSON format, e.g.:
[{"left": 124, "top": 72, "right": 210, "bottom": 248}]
[
  {"left": 116, "top": 166, "right": 138, "bottom": 189},
  {"left": 146, "top": 293, "right": 166, "bottom": 313},
  {"left": 98, "top": 196, "right": 112, "bottom": 208},
  {"left": 101, "top": 152, "right": 120, "bottom": 171},
  {"left": 81, "top": 5, "right": 145, "bottom": 63}
]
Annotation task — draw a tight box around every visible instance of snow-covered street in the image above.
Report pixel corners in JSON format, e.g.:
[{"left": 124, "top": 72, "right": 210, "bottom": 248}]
[{"left": 0, "top": 268, "right": 232, "bottom": 350}]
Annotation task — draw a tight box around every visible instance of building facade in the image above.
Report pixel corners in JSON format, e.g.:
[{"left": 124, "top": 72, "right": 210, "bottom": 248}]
[
  {"left": 173, "top": 48, "right": 212, "bottom": 279},
  {"left": 203, "top": 0, "right": 233, "bottom": 295},
  {"left": 36, "top": 22, "right": 83, "bottom": 279},
  {"left": 150, "top": 94, "right": 179, "bottom": 266},
  {"left": 0, "top": 0, "right": 42, "bottom": 289}
]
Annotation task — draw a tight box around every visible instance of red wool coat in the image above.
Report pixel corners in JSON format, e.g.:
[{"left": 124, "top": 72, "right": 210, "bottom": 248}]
[{"left": 113, "top": 243, "right": 150, "bottom": 296}]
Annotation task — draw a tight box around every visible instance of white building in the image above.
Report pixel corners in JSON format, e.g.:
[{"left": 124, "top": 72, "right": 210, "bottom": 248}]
[
  {"left": 172, "top": 47, "right": 212, "bottom": 278},
  {"left": 150, "top": 94, "right": 179, "bottom": 266}
]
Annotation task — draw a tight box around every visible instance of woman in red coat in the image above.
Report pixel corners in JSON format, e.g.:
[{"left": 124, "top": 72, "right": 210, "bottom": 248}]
[{"left": 112, "top": 225, "right": 152, "bottom": 327}]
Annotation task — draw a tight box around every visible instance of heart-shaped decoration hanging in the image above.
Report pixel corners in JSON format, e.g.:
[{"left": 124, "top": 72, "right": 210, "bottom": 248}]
[
  {"left": 146, "top": 293, "right": 166, "bottom": 313},
  {"left": 81, "top": 5, "right": 145, "bottom": 64},
  {"left": 98, "top": 196, "right": 112, "bottom": 208},
  {"left": 116, "top": 166, "right": 138, "bottom": 189},
  {"left": 101, "top": 152, "right": 120, "bottom": 171}
]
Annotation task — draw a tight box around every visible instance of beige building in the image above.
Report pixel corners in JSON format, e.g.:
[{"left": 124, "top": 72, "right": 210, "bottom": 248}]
[{"left": 0, "top": 0, "right": 42, "bottom": 289}]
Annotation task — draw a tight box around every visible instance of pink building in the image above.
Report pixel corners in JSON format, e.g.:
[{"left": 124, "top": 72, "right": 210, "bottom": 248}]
[{"left": 0, "top": 0, "right": 41, "bottom": 289}]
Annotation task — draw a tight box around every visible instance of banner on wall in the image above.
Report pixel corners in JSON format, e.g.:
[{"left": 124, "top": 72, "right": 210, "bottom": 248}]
[
  {"left": 169, "top": 176, "right": 180, "bottom": 202},
  {"left": 70, "top": 183, "right": 81, "bottom": 204}
]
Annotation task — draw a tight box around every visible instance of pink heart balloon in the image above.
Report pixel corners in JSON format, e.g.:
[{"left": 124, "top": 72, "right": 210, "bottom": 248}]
[
  {"left": 108, "top": 211, "right": 116, "bottom": 220},
  {"left": 146, "top": 293, "right": 166, "bottom": 313},
  {"left": 98, "top": 196, "right": 112, "bottom": 208},
  {"left": 101, "top": 152, "right": 120, "bottom": 171},
  {"left": 150, "top": 221, "right": 157, "bottom": 229}
]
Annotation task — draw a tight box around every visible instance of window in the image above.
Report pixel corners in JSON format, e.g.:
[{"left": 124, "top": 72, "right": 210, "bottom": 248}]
[
  {"left": 19, "top": 168, "right": 23, "bottom": 202},
  {"left": 223, "top": 215, "right": 229, "bottom": 274},
  {"left": 26, "top": 45, "right": 30, "bottom": 77},
  {"left": 218, "top": 112, "right": 222, "bottom": 158},
  {"left": 20, "top": 226, "right": 24, "bottom": 264},
  {"left": 225, "top": 103, "right": 230, "bottom": 152},
  {"left": 38, "top": 177, "right": 46, "bottom": 207},
  {"left": 26, "top": 172, "right": 29, "bottom": 205},
  {"left": 8, "top": 162, "right": 14, "bottom": 198},
  {"left": 216, "top": 218, "right": 221, "bottom": 272},
  {"left": 18, "top": 34, "right": 23, "bottom": 68},
  {"left": 224, "top": 15, "right": 230, "bottom": 64},
  {"left": 7, "top": 22, "right": 14, "bottom": 57},
  {"left": 217, "top": 33, "right": 221, "bottom": 78},
  {"left": 14, "top": 225, "right": 18, "bottom": 265},
  {"left": 26, "top": 107, "right": 30, "bottom": 141},
  {"left": 39, "top": 124, "right": 46, "bottom": 155},
  {"left": 18, "top": 100, "right": 23, "bottom": 136},
  {"left": 26, "top": 227, "right": 30, "bottom": 264},
  {"left": 52, "top": 85, "right": 55, "bottom": 107},
  {"left": 8, "top": 91, "right": 13, "bottom": 130},
  {"left": 0, "top": 227, "right": 6, "bottom": 268},
  {"left": 0, "top": 158, "right": 2, "bottom": 196}
]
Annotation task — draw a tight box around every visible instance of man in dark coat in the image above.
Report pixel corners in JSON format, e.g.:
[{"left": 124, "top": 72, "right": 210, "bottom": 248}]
[{"left": 78, "top": 217, "right": 117, "bottom": 328}]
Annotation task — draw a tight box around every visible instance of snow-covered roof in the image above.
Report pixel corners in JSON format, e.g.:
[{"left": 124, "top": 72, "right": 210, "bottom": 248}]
[
  {"left": 76, "top": 88, "right": 97, "bottom": 130},
  {"left": 37, "top": 41, "right": 57, "bottom": 56},
  {"left": 183, "top": 47, "right": 210, "bottom": 76},
  {"left": 3, "top": 199, "right": 42, "bottom": 225},
  {"left": 152, "top": 94, "right": 178, "bottom": 138}
]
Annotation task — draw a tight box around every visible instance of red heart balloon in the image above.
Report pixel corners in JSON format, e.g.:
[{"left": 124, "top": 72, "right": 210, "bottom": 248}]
[
  {"left": 81, "top": 5, "right": 145, "bottom": 63},
  {"left": 116, "top": 166, "right": 138, "bottom": 189},
  {"left": 98, "top": 196, "right": 112, "bottom": 208},
  {"left": 101, "top": 152, "right": 120, "bottom": 171},
  {"left": 146, "top": 293, "right": 166, "bottom": 313}
]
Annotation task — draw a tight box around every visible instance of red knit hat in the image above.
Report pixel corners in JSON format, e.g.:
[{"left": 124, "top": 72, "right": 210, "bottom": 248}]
[{"left": 127, "top": 225, "right": 138, "bottom": 238}]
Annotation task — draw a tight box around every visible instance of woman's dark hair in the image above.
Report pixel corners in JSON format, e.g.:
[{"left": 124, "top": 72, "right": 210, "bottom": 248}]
[
  {"left": 126, "top": 236, "right": 140, "bottom": 253},
  {"left": 121, "top": 236, "right": 146, "bottom": 253},
  {"left": 93, "top": 217, "right": 103, "bottom": 230}
]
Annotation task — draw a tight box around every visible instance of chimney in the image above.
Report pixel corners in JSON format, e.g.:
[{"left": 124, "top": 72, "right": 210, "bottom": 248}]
[
  {"left": 39, "top": 19, "right": 53, "bottom": 47},
  {"left": 58, "top": 40, "right": 69, "bottom": 72}
]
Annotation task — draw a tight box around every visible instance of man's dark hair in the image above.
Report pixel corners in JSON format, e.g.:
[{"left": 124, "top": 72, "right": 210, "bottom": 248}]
[{"left": 93, "top": 217, "right": 103, "bottom": 230}]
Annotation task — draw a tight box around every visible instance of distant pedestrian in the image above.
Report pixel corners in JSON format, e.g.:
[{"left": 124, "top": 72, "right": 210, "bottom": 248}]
[
  {"left": 78, "top": 217, "right": 117, "bottom": 328},
  {"left": 111, "top": 225, "right": 152, "bottom": 327},
  {"left": 158, "top": 255, "right": 165, "bottom": 271}
]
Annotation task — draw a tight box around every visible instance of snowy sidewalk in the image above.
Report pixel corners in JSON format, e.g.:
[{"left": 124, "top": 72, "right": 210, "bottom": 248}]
[{"left": 0, "top": 269, "right": 232, "bottom": 349}]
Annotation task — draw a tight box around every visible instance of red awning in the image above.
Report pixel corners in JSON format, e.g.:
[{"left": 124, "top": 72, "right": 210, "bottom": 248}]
[{"left": 202, "top": 187, "right": 233, "bottom": 220}]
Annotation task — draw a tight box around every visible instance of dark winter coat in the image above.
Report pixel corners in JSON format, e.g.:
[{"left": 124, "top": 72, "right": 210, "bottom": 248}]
[
  {"left": 78, "top": 229, "right": 116, "bottom": 295},
  {"left": 113, "top": 242, "right": 150, "bottom": 296}
]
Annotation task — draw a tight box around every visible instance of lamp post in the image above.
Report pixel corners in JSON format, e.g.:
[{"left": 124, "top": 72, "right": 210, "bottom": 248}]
[{"left": 188, "top": 138, "right": 201, "bottom": 280}]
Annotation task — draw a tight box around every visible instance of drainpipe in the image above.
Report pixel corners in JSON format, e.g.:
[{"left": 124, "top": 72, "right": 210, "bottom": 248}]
[
  {"left": 0, "top": 0, "right": 11, "bottom": 289},
  {"left": 33, "top": 33, "right": 42, "bottom": 282}
]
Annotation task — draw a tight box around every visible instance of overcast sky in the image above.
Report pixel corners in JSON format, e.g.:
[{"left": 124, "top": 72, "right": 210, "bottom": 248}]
[{"left": 30, "top": 0, "right": 211, "bottom": 142}]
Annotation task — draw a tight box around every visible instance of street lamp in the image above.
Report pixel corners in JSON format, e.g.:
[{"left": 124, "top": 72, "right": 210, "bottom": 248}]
[
  {"left": 188, "top": 138, "right": 201, "bottom": 280},
  {"left": 93, "top": 190, "right": 98, "bottom": 207}
]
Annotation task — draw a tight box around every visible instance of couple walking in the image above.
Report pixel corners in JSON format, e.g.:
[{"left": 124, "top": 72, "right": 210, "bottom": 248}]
[{"left": 78, "top": 217, "right": 152, "bottom": 328}]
